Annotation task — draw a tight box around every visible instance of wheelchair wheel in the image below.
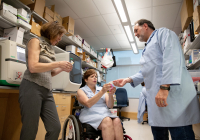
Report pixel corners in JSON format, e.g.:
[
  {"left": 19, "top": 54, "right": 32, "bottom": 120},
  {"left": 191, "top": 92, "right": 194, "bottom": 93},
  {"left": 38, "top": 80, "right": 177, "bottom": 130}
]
[{"left": 62, "top": 115, "right": 80, "bottom": 140}]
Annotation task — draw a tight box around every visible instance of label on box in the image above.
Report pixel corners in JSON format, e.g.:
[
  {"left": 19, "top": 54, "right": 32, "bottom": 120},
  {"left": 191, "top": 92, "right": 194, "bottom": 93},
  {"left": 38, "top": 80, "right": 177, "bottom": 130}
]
[{"left": 13, "top": 71, "right": 23, "bottom": 81}]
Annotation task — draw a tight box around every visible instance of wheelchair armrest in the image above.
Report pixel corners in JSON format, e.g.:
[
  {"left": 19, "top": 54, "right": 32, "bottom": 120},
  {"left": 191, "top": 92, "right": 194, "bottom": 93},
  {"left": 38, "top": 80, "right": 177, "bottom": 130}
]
[{"left": 73, "top": 106, "right": 84, "bottom": 110}]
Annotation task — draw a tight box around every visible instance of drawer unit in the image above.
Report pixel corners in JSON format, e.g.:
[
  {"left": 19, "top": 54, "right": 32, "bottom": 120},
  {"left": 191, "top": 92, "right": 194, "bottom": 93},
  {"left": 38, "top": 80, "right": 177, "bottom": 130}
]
[{"left": 53, "top": 93, "right": 71, "bottom": 105}]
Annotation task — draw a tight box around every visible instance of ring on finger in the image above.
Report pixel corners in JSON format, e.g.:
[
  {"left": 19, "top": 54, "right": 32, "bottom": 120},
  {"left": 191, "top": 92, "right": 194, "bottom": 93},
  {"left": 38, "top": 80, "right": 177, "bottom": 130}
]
[{"left": 160, "top": 100, "right": 165, "bottom": 105}]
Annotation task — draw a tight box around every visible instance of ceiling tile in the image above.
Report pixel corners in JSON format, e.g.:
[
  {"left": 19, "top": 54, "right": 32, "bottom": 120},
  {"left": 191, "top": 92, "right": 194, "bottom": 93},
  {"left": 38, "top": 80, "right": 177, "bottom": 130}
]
[
  {"left": 98, "top": 35, "right": 121, "bottom": 49},
  {"left": 125, "top": 0, "right": 152, "bottom": 10},
  {"left": 118, "top": 40, "right": 131, "bottom": 48},
  {"left": 82, "top": 16, "right": 112, "bottom": 36},
  {"left": 153, "top": 0, "right": 183, "bottom": 6},
  {"left": 118, "top": 25, "right": 126, "bottom": 34},
  {"left": 128, "top": 7, "right": 152, "bottom": 25},
  {"left": 93, "top": 0, "right": 116, "bottom": 14},
  {"left": 64, "top": 0, "right": 100, "bottom": 18},
  {"left": 74, "top": 19, "right": 95, "bottom": 38},
  {"left": 152, "top": 3, "right": 181, "bottom": 29},
  {"left": 173, "top": 27, "right": 182, "bottom": 35},
  {"left": 102, "top": 13, "right": 121, "bottom": 25},
  {"left": 45, "top": 0, "right": 79, "bottom": 19},
  {"left": 109, "top": 25, "right": 122, "bottom": 34},
  {"left": 84, "top": 37, "right": 105, "bottom": 50},
  {"left": 114, "top": 34, "right": 128, "bottom": 41}
]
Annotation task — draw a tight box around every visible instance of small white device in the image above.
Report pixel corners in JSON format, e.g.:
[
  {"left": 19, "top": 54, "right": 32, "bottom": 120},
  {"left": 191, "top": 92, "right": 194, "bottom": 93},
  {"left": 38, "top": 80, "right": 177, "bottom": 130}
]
[{"left": 52, "top": 52, "right": 82, "bottom": 92}]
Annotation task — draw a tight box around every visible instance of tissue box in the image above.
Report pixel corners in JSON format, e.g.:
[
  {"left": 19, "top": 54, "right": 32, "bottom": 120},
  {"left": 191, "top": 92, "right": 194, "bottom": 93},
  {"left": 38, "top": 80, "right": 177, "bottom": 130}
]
[
  {"left": 1, "top": 2, "right": 17, "bottom": 15},
  {"left": 0, "top": 9, "right": 17, "bottom": 23},
  {"left": 109, "top": 109, "right": 117, "bottom": 116},
  {"left": 3, "top": 27, "right": 25, "bottom": 45},
  {"left": 17, "top": 8, "right": 27, "bottom": 17}
]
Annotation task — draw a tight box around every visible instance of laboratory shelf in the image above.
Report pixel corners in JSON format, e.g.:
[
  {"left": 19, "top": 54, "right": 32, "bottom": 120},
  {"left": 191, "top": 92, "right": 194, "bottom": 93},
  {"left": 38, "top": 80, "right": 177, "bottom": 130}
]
[
  {"left": 0, "top": 15, "right": 31, "bottom": 31},
  {"left": 23, "top": 32, "right": 38, "bottom": 41},
  {"left": 82, "top": 61, "right": 105, "bottom": 74},
  {"left": 3, "top": 0, "right": 31, "bottom": 11},
  {"left": 184, "top": 34, "right": 200, "bottom": 55},
  {"left": 58, "top": 35, "right": 98, "bottom": 60},
  {"left": 187, "top": 59, "right": 200, "bottom": 70},
  {"left": 0, "top": 16, "right": 16, "bottom": 29},
  {"left": 32, "top": 11, "right": 48, "bottom": 24}
]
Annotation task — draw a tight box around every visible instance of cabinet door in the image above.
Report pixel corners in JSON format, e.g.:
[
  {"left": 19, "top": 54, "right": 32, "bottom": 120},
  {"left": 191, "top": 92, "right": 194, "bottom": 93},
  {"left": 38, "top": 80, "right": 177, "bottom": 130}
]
[{"left": 35, "top": 118, "right": 46, "bottom": 140}]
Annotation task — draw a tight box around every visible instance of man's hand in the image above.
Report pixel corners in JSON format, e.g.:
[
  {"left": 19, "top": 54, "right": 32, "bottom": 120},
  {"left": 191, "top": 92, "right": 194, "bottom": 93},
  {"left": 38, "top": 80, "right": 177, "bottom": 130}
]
[
  {"left": 113, "top": 78, "right": 131, "bottom": 87},
  {"left": 155, "top": 89, "right": 169, "bottom": 107}
]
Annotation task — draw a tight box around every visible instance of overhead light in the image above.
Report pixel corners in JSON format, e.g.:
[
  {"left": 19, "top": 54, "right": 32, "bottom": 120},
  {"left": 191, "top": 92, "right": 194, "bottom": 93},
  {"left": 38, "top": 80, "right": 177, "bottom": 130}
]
[
  {"left": 112, "top": 0, "right": 139, "bottom": 54},
  {"left": 114, "top": 0, "right": 127, "bottom": 22},
  {"left": 131, "top": 43, "right": 138, "bottom": 54},
  {"left": 124, "top": 26, "right": 133, "bottom": 42}
]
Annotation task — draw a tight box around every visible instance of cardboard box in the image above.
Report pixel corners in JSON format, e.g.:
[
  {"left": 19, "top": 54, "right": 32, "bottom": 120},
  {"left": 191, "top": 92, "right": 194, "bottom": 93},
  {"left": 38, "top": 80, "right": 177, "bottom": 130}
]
[
  {"left": 193, "top": 6, "right": 200, "bottom": 32},
  {"left": 28, "top": 0, "right": 45, "bottom": 18},
  {"left": 44, "top": 7, "right": 54, "bottom": 18},
  {"left": 19, "top": 0, "right": 35, "bottom": 5},
  {"left": 194, "top": 0, "right": 200, "bottom": 11},
  {"left": 54, "top": 12, "right": 62, "bottom": 25},
  {"left": 62, "top": 16, "right": 74, "bottom": 36},
  {"left": 181, "top": 0, "right": 194, "bottom": 31},
  {"left": 43, "top": 13, "right": 53, "bottom": 22},
  {"left": 30, "top": 18, "right": 41, "bottom": 37},
  {"left": 82, "top": 39, "right": 90, "bottom": 52},
  {"left": 3, "top": 27, "right": 25, "bottom": 45},
  {"left": 0, "top": 9, "right": 17, "bottom": 23},
  {"left": 17, "top": 8, "right": 27, "bottom": 17},
  {"left": 1, "top": 2, "right": 17, "bottom": 15}
]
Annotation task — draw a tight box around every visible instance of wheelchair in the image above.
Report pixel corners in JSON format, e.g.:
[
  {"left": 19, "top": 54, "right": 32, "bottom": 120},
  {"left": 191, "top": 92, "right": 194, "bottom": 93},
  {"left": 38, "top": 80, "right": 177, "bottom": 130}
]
[{"left": 61, "top": 96, "right": 132, "bottom": 140}]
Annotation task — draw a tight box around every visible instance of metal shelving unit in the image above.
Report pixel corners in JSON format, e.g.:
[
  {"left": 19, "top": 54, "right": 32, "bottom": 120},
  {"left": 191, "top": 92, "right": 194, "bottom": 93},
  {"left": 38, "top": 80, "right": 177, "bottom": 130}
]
[
  {"left": 32, "top": 11, "right": 48, "bottom": 24},
  {"left": 0, "top": 16, "right": 17, "bottom": 29},
  {"left": 82, "top": 61, "right": 105, "bottom": 74},
  {"left": 0, "top": 15, "right": 32, "bottom": 31},
  {"left": 184, "top": 34, "right": 200, "bottom": 55},
  {"left": 3, "top": 0, "right": 31, "bottom": 11},
  {"left": 58, "top": 35, "right": 98, "bottom": 60},
  {"left": 187, "top": 59, "right": 200, "bottom": 70}
]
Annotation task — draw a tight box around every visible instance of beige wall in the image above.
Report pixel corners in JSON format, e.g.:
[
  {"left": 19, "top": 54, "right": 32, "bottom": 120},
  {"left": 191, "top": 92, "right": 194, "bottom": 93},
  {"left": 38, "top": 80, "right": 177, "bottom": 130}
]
[{"left": 121, "top": 98, "right": 139, "bottom": 113}]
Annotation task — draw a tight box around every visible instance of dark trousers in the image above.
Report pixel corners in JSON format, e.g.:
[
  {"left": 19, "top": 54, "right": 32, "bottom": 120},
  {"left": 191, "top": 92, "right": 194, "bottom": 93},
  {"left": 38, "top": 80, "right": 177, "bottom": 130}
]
[
  {"left": 19, "top": 79, "right": 61, "bottom": 140},
  {"left": 151, "top": 125, "right": 195, "bottom": 140}
]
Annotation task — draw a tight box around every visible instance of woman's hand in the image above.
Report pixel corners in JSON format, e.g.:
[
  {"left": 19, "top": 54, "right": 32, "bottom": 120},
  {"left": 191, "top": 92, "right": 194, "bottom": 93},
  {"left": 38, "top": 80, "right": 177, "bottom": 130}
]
[
  {"left": 59, "top": 61, "right": 73, "bottom": 72},
  {"left": 101, "top": 83, "right": 112, "bottom": 93},
  {"left": 108, "top": 87, "right": 116, "bottom": 95}
]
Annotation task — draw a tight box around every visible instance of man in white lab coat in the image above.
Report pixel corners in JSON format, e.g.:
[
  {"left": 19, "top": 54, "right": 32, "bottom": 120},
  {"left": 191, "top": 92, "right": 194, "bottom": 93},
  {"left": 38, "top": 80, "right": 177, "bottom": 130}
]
[{"left": 113, "top": 19, "right": 200, "bottom": 140}]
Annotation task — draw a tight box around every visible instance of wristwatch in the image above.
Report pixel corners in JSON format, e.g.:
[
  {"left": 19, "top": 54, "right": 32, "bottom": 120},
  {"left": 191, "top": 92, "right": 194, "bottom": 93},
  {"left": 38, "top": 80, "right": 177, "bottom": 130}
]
[{"left": 160, "top": 85, "right": 170, "bottom": 91}]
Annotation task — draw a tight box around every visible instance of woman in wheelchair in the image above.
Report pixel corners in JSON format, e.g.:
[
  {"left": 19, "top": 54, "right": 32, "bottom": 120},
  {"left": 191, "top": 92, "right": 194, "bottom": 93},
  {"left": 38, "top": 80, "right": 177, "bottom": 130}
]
[{"left": 77, "top": 69, "right": 124, "bottom": 140}]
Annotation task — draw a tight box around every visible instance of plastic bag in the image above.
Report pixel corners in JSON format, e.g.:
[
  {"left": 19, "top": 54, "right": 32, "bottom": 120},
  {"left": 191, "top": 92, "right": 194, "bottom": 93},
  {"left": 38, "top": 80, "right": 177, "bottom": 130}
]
[{"left": 101, "top": 49, "right": 114, "bottom": 68}]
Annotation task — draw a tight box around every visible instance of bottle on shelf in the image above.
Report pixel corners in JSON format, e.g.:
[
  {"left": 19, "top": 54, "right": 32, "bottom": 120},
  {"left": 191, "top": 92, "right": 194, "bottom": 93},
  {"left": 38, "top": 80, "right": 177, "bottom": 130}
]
[{"left": 113, "top": 94, "right": 117, "bottom": 106}]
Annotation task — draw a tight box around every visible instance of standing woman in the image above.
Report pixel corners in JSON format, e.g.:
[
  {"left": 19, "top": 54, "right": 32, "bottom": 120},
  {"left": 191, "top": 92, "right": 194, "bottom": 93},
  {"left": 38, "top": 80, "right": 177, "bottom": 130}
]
[{"left": 19, "top": 21, "right": 73, "bottom": 140}]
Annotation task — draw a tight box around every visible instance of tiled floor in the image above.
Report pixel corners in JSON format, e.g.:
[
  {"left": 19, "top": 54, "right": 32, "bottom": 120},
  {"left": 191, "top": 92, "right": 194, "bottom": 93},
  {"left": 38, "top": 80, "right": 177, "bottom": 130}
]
[{"left": 123, "top": 119, "right": 172, "bottom": 140}]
